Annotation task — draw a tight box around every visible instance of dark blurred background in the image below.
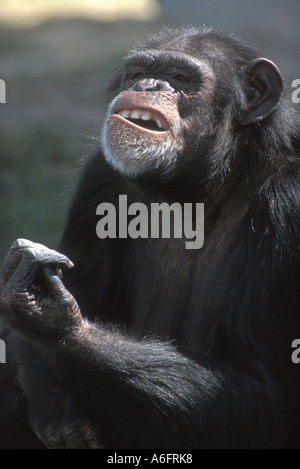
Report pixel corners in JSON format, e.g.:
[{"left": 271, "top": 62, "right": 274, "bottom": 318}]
[{"left": 0, "top": 0, "right": 299, "bottom": 262}]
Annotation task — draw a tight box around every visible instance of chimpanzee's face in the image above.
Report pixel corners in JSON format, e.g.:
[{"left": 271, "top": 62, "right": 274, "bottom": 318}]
[
  {"left": 101, "top": 34, "right": 283, "bottom": 179},
  {"left": 101, "top": 49, "right": 215, "bottom": 178}
]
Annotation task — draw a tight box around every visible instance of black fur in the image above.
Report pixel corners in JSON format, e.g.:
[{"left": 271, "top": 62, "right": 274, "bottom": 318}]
[{"left": 1, "top": 26, "right": 300, "bottom": 449}]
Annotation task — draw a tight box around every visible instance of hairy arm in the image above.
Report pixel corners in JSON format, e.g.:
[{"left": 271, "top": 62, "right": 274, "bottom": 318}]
[{"left": 0, "top": 239, "right": 282, "bottom": 448}]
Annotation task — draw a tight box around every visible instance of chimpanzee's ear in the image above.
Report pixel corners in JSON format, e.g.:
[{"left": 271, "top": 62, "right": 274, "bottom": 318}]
[{"left": 239, "top": 58, "right": 284, "bottom": 125}]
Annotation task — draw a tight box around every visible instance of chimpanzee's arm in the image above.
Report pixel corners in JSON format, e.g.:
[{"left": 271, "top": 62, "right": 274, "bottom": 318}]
[
  {"left": 2, "top": 330, "right": 102, "bottom": 449},
  {"left": 0, "top": 239, "right": 282, "bottom": 449}
]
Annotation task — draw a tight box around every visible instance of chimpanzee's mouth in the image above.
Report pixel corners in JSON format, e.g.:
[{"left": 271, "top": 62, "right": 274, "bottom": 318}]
[
  {"left": 112, "top": 107, "right": 169, "bottom": 134},
  {"left": 117, "top": 108, "right": 167, "bottom": 132}
]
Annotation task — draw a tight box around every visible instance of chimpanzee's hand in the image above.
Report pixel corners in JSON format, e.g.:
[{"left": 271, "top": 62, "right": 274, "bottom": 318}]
[{"left": 0, "top": 239, "right": 82, "bottom": 341}]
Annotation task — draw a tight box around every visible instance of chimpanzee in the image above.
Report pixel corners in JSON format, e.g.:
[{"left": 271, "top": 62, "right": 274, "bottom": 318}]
[{"left": 0, "top": 26, "right": 300, "bottom": 449}]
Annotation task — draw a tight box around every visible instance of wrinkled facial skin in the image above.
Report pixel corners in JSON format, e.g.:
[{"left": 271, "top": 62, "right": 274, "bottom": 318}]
[{"left": 101, "top": 51, "right": 214, "bottom": 178}]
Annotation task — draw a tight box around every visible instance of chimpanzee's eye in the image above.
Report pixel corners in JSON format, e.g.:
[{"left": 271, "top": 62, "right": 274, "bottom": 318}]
[
  {"left": 170, "top": 73, "right": 191, "bottom": 84},
  {"left": 125, "top": 68, "right": 144, "bottom": 81}
]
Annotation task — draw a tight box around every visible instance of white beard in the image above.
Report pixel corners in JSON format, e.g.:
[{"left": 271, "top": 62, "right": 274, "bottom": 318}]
[{"left": 101, "top": 118, "right": 178, "bottom": 178}]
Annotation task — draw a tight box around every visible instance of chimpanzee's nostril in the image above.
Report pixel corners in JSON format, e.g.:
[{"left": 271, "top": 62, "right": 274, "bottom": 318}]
[{"left": 132, "top": 78, "right": 174, "bottom": 93}]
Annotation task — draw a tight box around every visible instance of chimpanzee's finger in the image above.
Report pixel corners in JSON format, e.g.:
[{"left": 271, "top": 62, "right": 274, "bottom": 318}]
[
  {"left": 0, "top": 239, "right": 74, "bottom": 286},
  {"left": 41, "top": 267, "right": 77, "bottom": 306},
  {"left": 20, "top": 241, "right": 74, "bottom": 271},
  {"left": 0, "top": 239, "right": 29, "bottom": 284}
]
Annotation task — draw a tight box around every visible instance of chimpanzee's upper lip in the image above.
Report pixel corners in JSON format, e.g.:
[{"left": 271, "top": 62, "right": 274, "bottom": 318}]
[{"left": 109, "top": 91, "right": 173, "bottom": 134}]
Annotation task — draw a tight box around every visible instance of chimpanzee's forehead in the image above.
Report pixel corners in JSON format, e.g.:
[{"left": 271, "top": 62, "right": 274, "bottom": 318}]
[
  {"left": 175, "top": 40, "right": 241, "bottom": 63},
  {"left": 142, "top": 29, "right": 259, "bottom": 65}
]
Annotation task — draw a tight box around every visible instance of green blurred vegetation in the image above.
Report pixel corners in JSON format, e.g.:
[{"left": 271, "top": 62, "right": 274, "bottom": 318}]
[
  {"left": 0, "top": 18, "right": 154, "bottom": 264},
  {"left": 0, "top": 126, "right": 78, "bottom": 261}
]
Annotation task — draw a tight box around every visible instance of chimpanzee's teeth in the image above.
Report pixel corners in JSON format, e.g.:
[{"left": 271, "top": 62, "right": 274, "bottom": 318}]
[
  {"left": 119, "top": 110, "right": 130, "bottom": 119},
  {"left": 118, "top": 109, "right": 164, "bottom": 130},
  {"left": 141, "top": 112, "right": 151, "bottom": 121},
  {"left": 131, "top": 110, "right": 141, "bottom": 119}
]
